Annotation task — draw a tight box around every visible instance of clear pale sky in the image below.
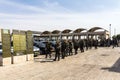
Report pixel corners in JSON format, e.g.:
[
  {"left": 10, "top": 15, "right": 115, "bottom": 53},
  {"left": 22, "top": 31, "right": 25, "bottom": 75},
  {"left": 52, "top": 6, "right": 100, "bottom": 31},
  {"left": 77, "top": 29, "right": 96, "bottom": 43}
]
[{"left": 0, "top": 0, "right": 120, "bottom": 36}]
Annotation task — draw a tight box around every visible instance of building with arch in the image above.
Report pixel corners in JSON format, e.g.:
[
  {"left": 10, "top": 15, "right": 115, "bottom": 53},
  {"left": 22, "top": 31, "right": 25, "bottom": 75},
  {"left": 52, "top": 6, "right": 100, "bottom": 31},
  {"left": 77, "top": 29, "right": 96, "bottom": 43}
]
[{"left": 33, "top": 27, "right": 110, "bottom": 41}]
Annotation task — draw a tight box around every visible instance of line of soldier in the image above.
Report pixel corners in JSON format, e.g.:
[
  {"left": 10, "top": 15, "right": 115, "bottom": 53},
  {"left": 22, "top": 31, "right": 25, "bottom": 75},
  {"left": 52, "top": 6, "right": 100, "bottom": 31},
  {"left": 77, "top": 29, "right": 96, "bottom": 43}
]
[
  {"left": 99, "top": 38, "right": 119, "bottom": 48},
  {"left": 44, "top": 38, "right": 100, "bottom": 61},
  {"left": 35, "top": 36, "right": 119, "bottom": 61},
  {"left": 44, "top": 37, "right": 119, "bottom": 61}
]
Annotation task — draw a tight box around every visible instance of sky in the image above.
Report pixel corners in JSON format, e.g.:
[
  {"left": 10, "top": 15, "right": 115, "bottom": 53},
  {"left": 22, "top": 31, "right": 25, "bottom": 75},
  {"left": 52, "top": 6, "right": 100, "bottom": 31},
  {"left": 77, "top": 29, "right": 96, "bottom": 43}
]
[{"left": 0, "top": 0, "right": 120, "bottom": 36}]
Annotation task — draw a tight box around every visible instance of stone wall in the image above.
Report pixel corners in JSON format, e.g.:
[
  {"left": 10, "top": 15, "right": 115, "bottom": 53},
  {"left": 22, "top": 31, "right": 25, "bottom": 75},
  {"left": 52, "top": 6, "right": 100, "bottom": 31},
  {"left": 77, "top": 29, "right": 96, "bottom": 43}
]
[{"left": 2, "top": 54, "right": 34, "bottom": 66}]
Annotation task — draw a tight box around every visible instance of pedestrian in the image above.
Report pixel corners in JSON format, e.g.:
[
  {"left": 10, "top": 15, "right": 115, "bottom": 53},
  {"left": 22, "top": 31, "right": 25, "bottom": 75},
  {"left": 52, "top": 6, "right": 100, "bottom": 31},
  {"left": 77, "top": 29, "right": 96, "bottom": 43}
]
[
  {"left": 84, "top": 39, "right": 88, "bottom": 50},
  {"left": 94, "top": 39, "right": 98, "bottom": 49},
  {"left": 79, "top": 39, "right": 84, "bottom": 53},
  {"left": 61, "top": 40, "right": 66, "bottom": 59},
  {"left": 69, "top": 41, "right": 73, "bottom": 55},
  {"left": 65, "top": 41, "right": 69, "bottom": 57},
  {"left": 73, "top": 40, "right": 79, "bottom": 55},
  {"left": 54, "top": 41, "right": 60, "bottom": 61},
  {"left": 112, "top": 38, "right": 118, "bottom": 48},
  {"left": 45, "top": 41, "right": 52, "bottom": 58}
]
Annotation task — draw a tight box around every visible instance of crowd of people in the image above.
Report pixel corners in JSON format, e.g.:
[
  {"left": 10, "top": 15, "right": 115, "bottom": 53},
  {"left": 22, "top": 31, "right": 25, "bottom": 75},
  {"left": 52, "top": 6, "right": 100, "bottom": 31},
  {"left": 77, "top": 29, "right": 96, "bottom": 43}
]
[{"left": 38, "top": 37, "right": 119, "bottom": 61}]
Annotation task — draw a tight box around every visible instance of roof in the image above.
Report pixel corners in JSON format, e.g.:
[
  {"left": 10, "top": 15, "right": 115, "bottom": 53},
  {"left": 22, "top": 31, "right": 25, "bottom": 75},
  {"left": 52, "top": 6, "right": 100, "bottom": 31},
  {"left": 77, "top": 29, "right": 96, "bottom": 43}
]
[
  {"left": 73, "top": 28, "right": 86, "bottom": 33},
  {"left": 51, "top": 30, "right": 61, "bottom": 34},
  {"left": 42, "top": 31, "right": 51, "bottom": 34},
  {"left": 88, "top": 27, "right": 103, "bottom": 32},
  {"left": 62, "top": 29, "right": 72, "bottom": 33},
  {"left": 32, "top": 31, "right": 41, "bottom": 34}
]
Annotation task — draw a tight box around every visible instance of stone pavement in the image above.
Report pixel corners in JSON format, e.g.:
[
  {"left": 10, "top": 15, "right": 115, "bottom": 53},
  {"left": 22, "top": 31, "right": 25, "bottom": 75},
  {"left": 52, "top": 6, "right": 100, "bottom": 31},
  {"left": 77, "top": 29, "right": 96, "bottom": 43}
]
[{"left": 0, "top": 47, "right": 120, "bottom": 80}]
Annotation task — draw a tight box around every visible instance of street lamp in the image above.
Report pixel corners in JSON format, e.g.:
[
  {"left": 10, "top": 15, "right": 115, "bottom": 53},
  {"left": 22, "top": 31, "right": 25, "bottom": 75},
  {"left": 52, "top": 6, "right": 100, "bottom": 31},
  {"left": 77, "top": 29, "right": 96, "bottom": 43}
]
[
  {"left": 114, "top": 28, "right": 116, "bottom": 36},
  {"left": 109, "top": 24, "right": 111, "bottom": 38}
]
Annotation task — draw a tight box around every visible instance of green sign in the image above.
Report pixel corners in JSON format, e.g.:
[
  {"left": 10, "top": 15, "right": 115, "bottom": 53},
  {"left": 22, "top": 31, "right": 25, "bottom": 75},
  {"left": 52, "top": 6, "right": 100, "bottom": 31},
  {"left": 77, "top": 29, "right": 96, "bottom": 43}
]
[
  {"left": 2, "top": 29, "right": 11, "bottom": 58},
  {"left": 26, "top": 31, "right": 33, "bottom": 54},
  {"left": 13, "top": 30, "right": 26, "bottom": 55}
]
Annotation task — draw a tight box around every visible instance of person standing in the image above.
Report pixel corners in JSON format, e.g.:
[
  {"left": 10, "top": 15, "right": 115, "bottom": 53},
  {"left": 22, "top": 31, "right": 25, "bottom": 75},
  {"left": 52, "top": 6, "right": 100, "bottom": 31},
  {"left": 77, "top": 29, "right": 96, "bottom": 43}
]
[
  {"left": 84, "top": 39, "right": 88, "bottom": 50},
  {"left": 79, "top": 39, "right": 84, "bottom": 53},
  {"left": 54, "top": 41, "right": 60, "bottom": 61},
  {"left": 112, "top": 38, "right": 118, "bottom": 48},
  {"left": 61, "top": 40, "right": 66, "bottom": 59},
  {"left": 69, "top": 41, "right": 73, "bottom": 55},
  {"left": 73, "top": 40, "right": 79, "bottom": 55},
  {"left": 45, "top": 41, "right": 52, "bottom": 58},
  {"left": 94, "top": 39, "right": 98, "bottom": 49}
]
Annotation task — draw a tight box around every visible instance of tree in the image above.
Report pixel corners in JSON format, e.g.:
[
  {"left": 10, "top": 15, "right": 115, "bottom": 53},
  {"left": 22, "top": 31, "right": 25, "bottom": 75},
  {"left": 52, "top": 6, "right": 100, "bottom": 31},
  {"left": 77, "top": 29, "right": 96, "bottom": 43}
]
[{"left": 116, "top": 34, "right": 120, "bottom": 40}]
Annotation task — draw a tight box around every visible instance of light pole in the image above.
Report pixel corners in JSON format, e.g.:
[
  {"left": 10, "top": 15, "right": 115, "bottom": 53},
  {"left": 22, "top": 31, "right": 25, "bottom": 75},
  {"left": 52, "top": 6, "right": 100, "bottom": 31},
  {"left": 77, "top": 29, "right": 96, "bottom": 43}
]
[
  {"left": 114, "top": 28, "right": 116, "bottom": 36},
  {"left": 109, "top": 24, "right": 111, "bottom": 38}
]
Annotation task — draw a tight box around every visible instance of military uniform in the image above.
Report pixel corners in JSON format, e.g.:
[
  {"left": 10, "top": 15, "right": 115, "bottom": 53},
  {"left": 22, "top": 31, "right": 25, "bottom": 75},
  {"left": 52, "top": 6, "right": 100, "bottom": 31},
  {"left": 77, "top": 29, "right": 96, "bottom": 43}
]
[
  {"left": 61, "top": 40, "right": 66, "bottom": 59},
  {"left": 79, "top": 39, "right": 84, "bottom": 53},
  {"left": 54, "top": 42, "right": 60, "bottom": 61},
  {"left": 45, "top": 42, "right": 52, "bottom": 58},
  {"left": 69, "top": 41, "right": 73, "bottom": 55},
  {"left": 73, "top": 40, "right": 79, "bottom": 55},
  {"left": 94, "top": 39, "right": 98, "bottom": 49}
]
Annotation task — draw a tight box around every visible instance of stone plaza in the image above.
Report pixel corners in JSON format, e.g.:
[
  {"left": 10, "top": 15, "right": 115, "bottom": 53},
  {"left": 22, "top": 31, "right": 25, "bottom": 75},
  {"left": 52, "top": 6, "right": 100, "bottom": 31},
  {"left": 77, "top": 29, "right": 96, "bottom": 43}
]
[{"left": 0, "top": 47, "right": 120, "bottom": 80}]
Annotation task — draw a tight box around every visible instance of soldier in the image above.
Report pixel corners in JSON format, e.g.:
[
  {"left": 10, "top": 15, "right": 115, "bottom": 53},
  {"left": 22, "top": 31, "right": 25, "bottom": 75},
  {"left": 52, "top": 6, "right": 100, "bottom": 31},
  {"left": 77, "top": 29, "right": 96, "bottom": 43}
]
[
  {"left": 45, "top": 41, "right": 52, "bottom": 58},
  {"left": 106, "top": 38, "right": 111, "bottom": 47},
  {"left": 100, "top": 39, "right": 104, "bottom": 47},
  {"left": 68, "top": 41, "right": 73, "bottom": 55},
  {"left": 94, "top": 39, "right": 98, "bottom": 49},
  {"left": 73, "top": 40, "right": 79, "bottom": 55},
  {"left": 54, "top": 41, "right": 60, "bottom": 61},
  {"left": 88, "top": 39, "right": 93, "bottom": 49},
  {"left": 79, "top": 39, "right": 84, "bottom": 53},
  {"left": 61, "top": 40, "right": 66, "bottom": 59},
  {"left": 84, "top": 39, "right": 88, "bottom": 50},
  {"left": 112, "top": 38, "right": 118, "bottom": 48},
  {"left": 65, "top": 41, "right": 69, "bottom": 57}
]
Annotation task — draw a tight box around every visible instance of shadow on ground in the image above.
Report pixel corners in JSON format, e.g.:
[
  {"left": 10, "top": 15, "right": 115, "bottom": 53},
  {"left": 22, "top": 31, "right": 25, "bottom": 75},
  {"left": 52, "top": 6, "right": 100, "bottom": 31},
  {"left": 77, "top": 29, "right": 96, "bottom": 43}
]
[
  {"left": 100, "top": 54, "right": 109, "bottom": 56},
  {"left": 101, "top": 58, "right": 120, "bottom": 73},
  {"left": 34, "top": 58, "right": 54, "bottom": 63},
  {"left": 40, "top": 58, "right": 54, "bottom": 63}
]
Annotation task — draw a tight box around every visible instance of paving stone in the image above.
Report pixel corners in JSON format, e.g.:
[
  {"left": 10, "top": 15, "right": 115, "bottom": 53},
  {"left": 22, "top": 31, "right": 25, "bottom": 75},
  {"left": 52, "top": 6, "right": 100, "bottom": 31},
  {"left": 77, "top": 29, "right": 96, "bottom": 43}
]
[{"left": 0, "top": 47, "right": 120, "bottom": 80}]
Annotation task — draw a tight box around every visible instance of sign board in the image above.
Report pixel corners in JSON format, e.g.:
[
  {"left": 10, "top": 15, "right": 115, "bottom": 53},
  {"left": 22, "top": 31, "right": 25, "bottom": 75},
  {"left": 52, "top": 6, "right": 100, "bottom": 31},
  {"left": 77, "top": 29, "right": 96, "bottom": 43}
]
[
  {"left": 26, "top": 31, "right": 33, "bottom": 54},
  {"left": 13, "top": 35, "right": 20, "bottom": 51},
  {"left": 0, "top": 29, "right": 1, "bottom": 42},
  {"left": 20, "top": 35, "right": 26, "bottom": 50},
  {"left": 0, "top": 56, "right": 2, "bottom": 66},
  {"left": 2, "top": 29, "right": 11, "bottom": 58},
  {"left": 13, "top": 30, "right": 26, "bottom": 55}
]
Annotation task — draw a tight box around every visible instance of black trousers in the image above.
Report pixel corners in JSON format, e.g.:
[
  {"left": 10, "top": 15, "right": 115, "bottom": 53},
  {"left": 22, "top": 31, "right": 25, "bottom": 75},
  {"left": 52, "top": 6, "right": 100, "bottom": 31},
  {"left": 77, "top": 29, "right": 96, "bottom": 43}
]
[
  {"left": 74, "top": 48, "right": 78, "bottom": 55},
  {"left": 61, "top": 50, "right": 65, "bottom": 59},
  {"left": 45, "top": 50, "right": 51, "bottom": 58},
  {"left": 80, "top": 46, "right": 84, "bottom": 52}
]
